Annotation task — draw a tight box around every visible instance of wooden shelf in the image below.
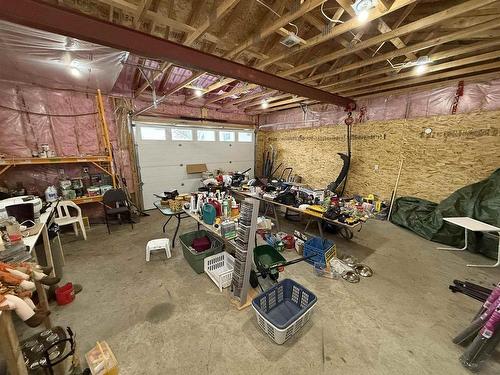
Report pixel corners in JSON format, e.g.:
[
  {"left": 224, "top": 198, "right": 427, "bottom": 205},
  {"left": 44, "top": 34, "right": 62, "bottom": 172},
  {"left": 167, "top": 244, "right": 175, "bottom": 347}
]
[
  {"left": 71, "top": 195, "right": 103, "bottom": 204},
  {"left": 0, "top": 156, "right": 111, "bottom": 166}
]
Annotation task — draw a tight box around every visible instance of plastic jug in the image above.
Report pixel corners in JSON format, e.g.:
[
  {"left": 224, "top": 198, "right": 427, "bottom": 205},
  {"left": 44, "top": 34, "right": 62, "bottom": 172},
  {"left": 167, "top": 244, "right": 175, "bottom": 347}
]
[
  {"left": 202, "top": 204, "right": 216, "bottom": 225},
  {"left": 45, "top": 185, "right": 58, "bottom": 202}
]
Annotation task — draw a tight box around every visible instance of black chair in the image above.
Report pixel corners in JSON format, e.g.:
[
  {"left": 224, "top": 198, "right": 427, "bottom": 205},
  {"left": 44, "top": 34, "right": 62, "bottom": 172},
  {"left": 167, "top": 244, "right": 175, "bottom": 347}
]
[{"left": 102, "top": 189, "right": 133, "bottom": 234}]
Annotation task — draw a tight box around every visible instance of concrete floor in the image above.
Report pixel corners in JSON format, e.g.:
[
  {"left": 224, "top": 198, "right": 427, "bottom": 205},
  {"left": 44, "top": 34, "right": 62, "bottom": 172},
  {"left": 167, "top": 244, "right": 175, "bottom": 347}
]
[{"left": 34, "top": 210, "right": 500, "bottom": 374}]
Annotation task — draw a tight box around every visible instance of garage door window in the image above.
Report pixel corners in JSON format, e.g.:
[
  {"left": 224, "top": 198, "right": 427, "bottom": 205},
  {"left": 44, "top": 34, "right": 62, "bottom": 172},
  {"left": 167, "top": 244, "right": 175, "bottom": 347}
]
[
  {"left": 219, "top": 131, "right": 235, "bottom": 142},
  {"left": 171, "top": 128, "right": 193, "bottom": 141},
  {"left": 238, "top": 132, "right": 253, "bottom": 142},
  {"left": 197, "top": 130, "right": 215, "bottom": 141},
  {"left": 140, "top": 126, "right": 166, "bottom": 141}
]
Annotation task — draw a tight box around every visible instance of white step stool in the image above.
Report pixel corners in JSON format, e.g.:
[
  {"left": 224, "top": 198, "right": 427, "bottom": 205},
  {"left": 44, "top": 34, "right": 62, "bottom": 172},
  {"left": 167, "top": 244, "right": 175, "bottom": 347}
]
[{"left": 146, "top": 238, "right": 171, "bottom": 261}]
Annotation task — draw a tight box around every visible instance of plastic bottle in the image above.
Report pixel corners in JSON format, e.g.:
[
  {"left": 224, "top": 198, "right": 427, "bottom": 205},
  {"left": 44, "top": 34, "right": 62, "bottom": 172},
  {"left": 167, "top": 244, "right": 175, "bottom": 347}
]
[
  {"left": 222, "top": 199, "right": 230, "bottom": 219},
  {"left": 45, "top": 185, "right": 58, "bottom": 202}
]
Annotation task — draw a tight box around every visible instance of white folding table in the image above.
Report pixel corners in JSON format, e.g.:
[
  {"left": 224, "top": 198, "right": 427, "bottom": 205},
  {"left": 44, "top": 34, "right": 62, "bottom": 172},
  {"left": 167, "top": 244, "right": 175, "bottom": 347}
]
[
  {"left": 23, "top": 205, "right": 64, "bottom": 276},
  {"left": 437, "top": 217, "right": 500, "bottom": 268}
]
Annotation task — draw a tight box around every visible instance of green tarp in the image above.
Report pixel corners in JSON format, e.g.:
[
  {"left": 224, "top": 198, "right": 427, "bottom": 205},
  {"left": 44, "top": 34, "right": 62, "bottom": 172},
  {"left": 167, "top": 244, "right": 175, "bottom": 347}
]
[{"left": 390, "top": 168, "right": 500, "bottom": 259}]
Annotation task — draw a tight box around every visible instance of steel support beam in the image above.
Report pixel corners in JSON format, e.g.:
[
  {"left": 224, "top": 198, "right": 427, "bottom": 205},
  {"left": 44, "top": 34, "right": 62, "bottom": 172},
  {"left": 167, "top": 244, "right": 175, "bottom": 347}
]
[{"left": 0, "top": 0, "right": 355, "bottom": 108}]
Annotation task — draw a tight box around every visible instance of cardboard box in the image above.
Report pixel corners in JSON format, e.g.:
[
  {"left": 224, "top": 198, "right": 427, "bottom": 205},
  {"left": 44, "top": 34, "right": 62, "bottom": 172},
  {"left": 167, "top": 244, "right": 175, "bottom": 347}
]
[{"left": 186, "top": 163, "right": 208, "bottom": 174}]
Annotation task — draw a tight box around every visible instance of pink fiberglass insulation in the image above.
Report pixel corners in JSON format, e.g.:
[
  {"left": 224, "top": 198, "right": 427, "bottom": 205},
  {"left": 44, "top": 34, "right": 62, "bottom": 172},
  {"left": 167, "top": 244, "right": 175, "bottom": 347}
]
[
  {"left": 259, "top": 79, "right": 500, "bottom": 130},
  {"left": 133, "top": 98, "right": 255, "bottom": 124},
  {"left": 0, "top": 81, "right": 133, "bottom": 212}
]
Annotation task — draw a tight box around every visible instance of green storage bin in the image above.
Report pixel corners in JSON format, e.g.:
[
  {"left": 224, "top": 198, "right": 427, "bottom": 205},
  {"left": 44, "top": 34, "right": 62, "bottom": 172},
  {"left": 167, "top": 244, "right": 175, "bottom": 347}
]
[{"left": 179, "top": 230, "right": 224, "bottom": 274}]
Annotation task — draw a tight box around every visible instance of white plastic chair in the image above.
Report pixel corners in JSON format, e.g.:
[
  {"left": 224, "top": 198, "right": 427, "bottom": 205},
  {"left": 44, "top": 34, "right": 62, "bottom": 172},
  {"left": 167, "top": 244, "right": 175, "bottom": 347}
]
[
  {"left": 54, "top": 200, "right": 87, "bottom": 240},
  {"left": 146, "top": 238, "right": 171, "bottom": 261}
]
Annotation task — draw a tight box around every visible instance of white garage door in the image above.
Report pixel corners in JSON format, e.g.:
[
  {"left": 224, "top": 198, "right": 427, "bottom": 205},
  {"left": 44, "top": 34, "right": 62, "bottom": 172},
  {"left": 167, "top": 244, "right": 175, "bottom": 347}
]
[{"left": 134, "top": 123, "right": 255, "bottom": 210}]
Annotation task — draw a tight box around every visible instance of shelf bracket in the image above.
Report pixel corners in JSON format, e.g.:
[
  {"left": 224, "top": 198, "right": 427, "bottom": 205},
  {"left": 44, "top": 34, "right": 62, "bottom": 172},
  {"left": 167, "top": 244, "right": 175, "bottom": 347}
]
[
  {"left": 0, "top": 165, "right": 12, "bottom": 176},
  {"left": 90, "top": 162, "right": 112, "bottom": 177}
]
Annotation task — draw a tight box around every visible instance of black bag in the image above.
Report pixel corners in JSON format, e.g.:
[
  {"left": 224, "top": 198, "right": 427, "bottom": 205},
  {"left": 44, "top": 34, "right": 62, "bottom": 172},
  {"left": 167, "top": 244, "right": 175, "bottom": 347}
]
[
  {"left": 274, "top": 191, "right": 296, "bottom": 206},
  {"left": 324, "top": 206, "right": 341, "bottom": 220}
]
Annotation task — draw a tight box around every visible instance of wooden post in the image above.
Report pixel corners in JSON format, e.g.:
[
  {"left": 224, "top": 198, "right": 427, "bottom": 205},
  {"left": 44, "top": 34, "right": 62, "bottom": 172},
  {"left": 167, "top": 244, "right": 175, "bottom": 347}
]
[
  {"left": 96, "top": 89, "right": 117, "bottom": 188},
  {"left": 0, "top": 311, "right": 29, "bottom": 375}
]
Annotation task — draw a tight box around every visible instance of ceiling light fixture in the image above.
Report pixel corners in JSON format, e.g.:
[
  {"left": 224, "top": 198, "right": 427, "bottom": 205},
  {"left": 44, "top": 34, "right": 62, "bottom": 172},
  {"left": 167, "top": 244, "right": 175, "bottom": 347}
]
[
  {"left": 194, "top": 88, "right": 203, "bottom": 98},
  {"left": 261, "top": 99, "right": 269, "bottom": 109},
  {"left": 414, "top": 64, "right": 427, "bottom": 75},
  {"left": 69, "top": 60, "right": 82, "bottom": 78},
  {"left": 351, "top": 0, "right": 377, "bottom": 23},
  {"left": 414, "top": 55, "right": 431, "bottom": 75}
]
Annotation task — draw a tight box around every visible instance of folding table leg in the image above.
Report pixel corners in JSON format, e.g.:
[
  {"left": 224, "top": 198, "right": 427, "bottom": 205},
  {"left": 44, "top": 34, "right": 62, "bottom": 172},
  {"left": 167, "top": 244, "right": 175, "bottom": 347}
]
[
  {"left": 317, "top": 219, "right": 324, "bottom": 238},
  {"left": 467, "top": 231, "right": 500, "bottom": 268},
  {"left": 437, "top": 229, "right": 468, "bottom": 251},
  {"left": 272, "top": 204, "right": 280, "bottom": 232}
]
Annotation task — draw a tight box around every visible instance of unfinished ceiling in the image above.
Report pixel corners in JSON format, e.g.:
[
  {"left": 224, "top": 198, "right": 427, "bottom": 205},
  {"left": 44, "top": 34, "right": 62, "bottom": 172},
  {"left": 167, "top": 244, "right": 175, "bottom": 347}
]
[{"left": 20, "top": 0, "right": 500, "bottom": 114}]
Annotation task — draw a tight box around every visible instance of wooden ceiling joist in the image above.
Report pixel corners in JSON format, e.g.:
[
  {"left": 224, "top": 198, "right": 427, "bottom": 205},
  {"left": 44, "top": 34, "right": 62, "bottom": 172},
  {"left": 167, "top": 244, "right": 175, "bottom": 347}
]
[
  {"left": 135, "top": 0, "right": 241, "bottom": 97},
  {"left": 252, "top": 100, "right": 317, "bottom": 115},
  {"left": 302, "top": 17, "right": 500, "bottom": 84},
  {"left": 225, "top": 89, "right": 278, "bottom": 107},
  {"left": 189, "top": 0, "right": 327, "bottom": 102},
  {"left": 240, "top": 93, "right": 293, "bottom": 109},
  {"left": 204, "top": 83, "right": 259, "bottom": 104},
  {"left": 225, "top": 0, "right": 326, "bottom": 59},
  {"left": 354, "top": 70, "right": 500, "bottom": 99},
  {"left": 343, "top": 60, "right": 500, "bottom": 97},
  {"left": 321, "top": 39, "right": 500, "bottom": 90},
  {"left": 257, "top": 0, "right": 419, "bottom": 69},
  {"left": 334, "top": 50, "right": 500, "bottom": 94},
  {"left": 335, "top": 0, "right": 417, "bottom": 61},
  {"left": 280, "top": 0, "right": 497, "bottom": 77}
]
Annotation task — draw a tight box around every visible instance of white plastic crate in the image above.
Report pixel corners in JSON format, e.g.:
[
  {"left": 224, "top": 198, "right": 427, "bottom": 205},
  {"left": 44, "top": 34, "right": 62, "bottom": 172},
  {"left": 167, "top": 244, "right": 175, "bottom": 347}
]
[{"left": 203, "top": 251, "right": 235, "bottom": 292}]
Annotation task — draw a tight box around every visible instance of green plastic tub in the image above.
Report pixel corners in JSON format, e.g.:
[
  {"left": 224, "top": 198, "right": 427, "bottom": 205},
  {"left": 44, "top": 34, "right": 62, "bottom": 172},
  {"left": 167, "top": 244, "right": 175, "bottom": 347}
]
[{"left": 179, "top": 230, "right": 224, "bottom": 274}]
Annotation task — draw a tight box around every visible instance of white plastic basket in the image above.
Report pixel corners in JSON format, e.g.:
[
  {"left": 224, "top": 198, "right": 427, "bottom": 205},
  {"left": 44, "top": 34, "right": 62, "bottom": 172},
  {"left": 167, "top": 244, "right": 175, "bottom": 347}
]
[
  {"left": 252, "top": 279, "right": 318, "bottom": 344},
  {"left": 203, "top": 251, "right": 235, "bottom": 292},
  {"left": 253, "top": 302, "right": 316, "bottom": 345}
]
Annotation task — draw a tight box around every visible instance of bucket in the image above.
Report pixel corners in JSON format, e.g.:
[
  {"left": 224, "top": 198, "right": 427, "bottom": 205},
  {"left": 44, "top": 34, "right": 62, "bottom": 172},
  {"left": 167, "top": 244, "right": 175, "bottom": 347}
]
[{"left": 55, "top": 283, "right": 75, "bottom": 305}]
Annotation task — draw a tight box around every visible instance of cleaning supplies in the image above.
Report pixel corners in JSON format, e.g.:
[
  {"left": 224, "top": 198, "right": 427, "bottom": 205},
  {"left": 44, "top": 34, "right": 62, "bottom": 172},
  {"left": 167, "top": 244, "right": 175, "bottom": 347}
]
[
  {"left": 202, "top": 204, "right": 216, "bottom": 225},
  {"left": 44, "top": 185, "right": 58, "bottom": 202}
]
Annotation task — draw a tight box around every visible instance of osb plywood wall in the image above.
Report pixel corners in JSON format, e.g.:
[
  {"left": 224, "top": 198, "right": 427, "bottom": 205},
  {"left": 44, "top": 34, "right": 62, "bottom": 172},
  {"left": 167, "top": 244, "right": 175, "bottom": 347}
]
[{"left": 257, "top": 110, "right": 500, "bottom": 202}]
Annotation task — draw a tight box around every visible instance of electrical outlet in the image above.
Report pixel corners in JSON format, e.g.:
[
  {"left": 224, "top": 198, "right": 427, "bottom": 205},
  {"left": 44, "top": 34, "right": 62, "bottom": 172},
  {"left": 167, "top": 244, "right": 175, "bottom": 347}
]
[{"left": 374, "top": 164, "right": 379, "bottom": 171}]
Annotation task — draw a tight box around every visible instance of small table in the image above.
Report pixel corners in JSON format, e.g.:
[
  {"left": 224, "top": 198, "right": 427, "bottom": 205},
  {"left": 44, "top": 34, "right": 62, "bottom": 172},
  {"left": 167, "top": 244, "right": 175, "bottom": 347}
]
[
  {"left": 437, "top": 217, "right": 500, "bottom": 268},
  {"left": 153, "top": 201, "right": 190, "bottom": 247}
]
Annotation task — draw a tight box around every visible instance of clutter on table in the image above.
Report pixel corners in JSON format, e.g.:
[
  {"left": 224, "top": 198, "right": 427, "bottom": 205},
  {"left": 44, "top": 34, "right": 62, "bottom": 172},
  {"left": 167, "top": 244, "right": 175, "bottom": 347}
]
[
  {"left": 200, "top": 168, "right": 251, "bottom": 191},
  {"left": 0, "top": 260, "right": 60, "bottom": 327},
  {"left": 155, "top": 190, "right": 190, "bottom": 212},
  {"left": 237, "top": 176, "right": 390, "bottom": 225}
]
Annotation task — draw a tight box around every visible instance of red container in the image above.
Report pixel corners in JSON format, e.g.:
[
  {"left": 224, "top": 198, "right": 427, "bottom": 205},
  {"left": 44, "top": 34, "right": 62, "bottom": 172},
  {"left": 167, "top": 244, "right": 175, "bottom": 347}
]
[{"left": 55, "top": 282, "right": 75, "bottom": 305}]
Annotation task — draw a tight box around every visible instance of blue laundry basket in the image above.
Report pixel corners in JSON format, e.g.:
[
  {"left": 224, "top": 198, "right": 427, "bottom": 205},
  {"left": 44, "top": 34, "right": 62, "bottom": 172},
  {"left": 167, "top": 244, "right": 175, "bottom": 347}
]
[{"left": 252, "top": 279, "right": 318, "bottom": 344}]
